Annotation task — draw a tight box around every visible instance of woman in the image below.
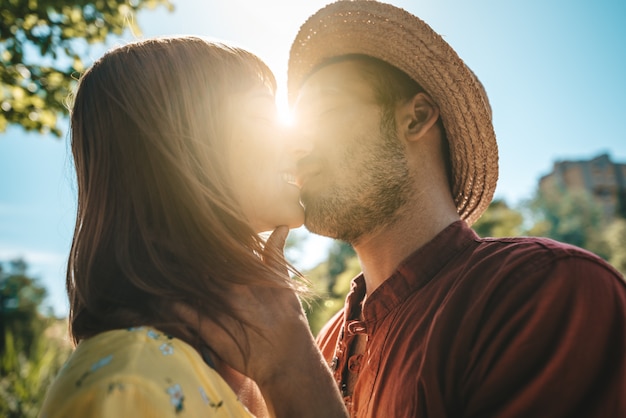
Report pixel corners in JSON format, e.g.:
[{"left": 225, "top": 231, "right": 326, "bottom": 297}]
[{"left": 39, "top": 36, "right": 346, "bottom": 418}]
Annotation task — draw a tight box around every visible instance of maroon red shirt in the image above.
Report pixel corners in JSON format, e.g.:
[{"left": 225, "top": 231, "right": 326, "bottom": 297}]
[{"left": 317, "top": 221, "right": 626, "bottom": 417}]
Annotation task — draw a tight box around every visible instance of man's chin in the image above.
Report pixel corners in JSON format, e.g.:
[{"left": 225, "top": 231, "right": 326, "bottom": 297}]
[
  {"left": 304, "top": 214, "right": 357, "bottom": 242},
  {"left": 303, "top": 215, "right": 336, "bottom": 239},
  {"left": 301, "top": 195, "right": 351, "bottom": 240}
]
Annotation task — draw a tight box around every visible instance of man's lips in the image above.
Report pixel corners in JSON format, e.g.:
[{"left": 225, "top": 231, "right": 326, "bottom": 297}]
[
  {"left": 296, "top": 156, "right": 323, "bottom": 188},
  {"left": 295, "top": 166, "right": 320, "bottom": 189}
]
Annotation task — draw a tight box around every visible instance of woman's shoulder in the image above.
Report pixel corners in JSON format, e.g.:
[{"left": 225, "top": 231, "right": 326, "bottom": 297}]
[{"left": 39, "top": 327, "right": 254, "bottom": 418}]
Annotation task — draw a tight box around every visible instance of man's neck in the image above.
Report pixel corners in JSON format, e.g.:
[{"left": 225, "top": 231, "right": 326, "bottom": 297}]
[{"left": 352, "top": 209, "right": 460, "bottom": 297}]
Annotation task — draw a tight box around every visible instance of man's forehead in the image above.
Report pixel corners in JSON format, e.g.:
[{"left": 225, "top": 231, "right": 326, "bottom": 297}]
[{"left": 295, "top": 60, "right": 374, "bottom": 107}]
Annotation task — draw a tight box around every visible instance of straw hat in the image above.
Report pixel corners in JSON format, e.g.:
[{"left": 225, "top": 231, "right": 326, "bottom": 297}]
[{"left": 288, "top": 0, "right": 498, "bottom": 226}]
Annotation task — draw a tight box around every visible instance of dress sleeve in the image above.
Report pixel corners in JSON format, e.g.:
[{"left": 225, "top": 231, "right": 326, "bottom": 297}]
[
  {"left": 463, "top": 255, "right": 626, "bottom": 417},
  {"left": 44, "top": 376, "right": 247, "bottom": 418}
]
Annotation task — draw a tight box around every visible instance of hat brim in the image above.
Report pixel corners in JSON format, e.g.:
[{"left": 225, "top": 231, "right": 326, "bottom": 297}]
[{"left": 288, "top": 0, "right": 498, "bottom": 226}]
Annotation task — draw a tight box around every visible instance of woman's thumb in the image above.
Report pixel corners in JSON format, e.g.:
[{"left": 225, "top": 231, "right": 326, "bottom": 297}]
[{"left": 265, "top": 225, "right": 289, "bottom": 254}]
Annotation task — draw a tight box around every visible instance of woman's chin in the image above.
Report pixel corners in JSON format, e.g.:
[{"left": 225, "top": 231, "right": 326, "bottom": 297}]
[
  {"left": 275, "top": 205, "right": 305, "bottom": 230},
  {"left": 254, "top": 214, "right": 304, "bottom": 235},
  {"left": 275, "top": 214, "right": 305, "bottom": 231},
  {"left": 288, "top": 218, "right": 304, "bottom": 229},
  {"left": 288, "top": 208, "right": 305, "bottom": 229}
]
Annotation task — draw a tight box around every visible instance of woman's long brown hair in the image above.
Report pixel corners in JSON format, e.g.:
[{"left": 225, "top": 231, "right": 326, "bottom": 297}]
[{"left": 67, "top": 36, "right": 302, "bottom": 349}]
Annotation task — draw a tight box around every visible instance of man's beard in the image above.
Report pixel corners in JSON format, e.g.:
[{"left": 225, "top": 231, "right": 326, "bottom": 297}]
[{"left": 302, "top": 111, "right": 412, "bottom": 244}]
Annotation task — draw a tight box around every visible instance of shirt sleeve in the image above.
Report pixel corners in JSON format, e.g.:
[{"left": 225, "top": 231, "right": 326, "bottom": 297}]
[{"left": 463, "top": 254, "right": 626, "bottom": 418}]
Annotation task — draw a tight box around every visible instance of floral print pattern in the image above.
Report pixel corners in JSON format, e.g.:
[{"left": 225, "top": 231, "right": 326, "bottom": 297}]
[
  {"left": 166, "top": 383, "right": 185, "bottom": 413},
  {"left": 41, "top": 326, "right": 250, "bottom": 417},
  {"left": 160, "top": 342, "right": 175, "bottom": 356}
]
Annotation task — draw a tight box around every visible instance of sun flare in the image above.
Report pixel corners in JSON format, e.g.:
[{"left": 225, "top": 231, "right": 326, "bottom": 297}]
[{"left": 276, "top": 90, "right": 294, "bottom": 127}]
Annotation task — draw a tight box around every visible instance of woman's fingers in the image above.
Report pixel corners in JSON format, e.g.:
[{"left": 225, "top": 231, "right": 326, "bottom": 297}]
[
  {"left": 264, "top": 225, "right": 289, "bottom": 257},
  {"left": 262, "top": 225, "right": 289, "bottom": 276},
  {"left": 173, "top": 226, "right": 306, "bottom": 381}
]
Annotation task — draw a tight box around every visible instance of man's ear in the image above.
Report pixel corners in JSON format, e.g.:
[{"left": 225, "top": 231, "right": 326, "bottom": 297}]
[{"left": 399, "top": 92, "right": 440, "bottom": 142}]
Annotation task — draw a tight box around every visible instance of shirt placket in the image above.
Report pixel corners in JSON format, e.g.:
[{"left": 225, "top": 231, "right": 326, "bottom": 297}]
[{"left": 330, "top": 317, "right": 369, "bottom": 415}]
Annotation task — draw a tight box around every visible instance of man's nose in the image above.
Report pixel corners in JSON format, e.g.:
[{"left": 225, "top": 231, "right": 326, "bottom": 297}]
[{"left": 285, "top": 127, "right": 313, "bottom": 160}]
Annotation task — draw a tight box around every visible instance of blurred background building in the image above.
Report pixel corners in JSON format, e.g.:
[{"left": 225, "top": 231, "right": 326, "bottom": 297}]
[{"left": 539, "top": 154, "right": 626, "bottom": 221}]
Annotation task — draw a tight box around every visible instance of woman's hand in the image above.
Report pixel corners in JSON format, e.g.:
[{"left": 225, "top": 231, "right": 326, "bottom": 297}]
[{"left": 174, "top": 226, "right": 347, "bottom": 418}]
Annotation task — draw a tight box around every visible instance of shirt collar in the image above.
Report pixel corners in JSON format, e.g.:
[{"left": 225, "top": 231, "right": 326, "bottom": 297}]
[{"left": 344, "top": 220, "right": 479, "bottom": 333}]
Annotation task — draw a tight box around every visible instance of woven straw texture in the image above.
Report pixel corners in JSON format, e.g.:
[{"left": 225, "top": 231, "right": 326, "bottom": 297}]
[{"left": 288, "top": 0, "right": 498, "bottom": 226}]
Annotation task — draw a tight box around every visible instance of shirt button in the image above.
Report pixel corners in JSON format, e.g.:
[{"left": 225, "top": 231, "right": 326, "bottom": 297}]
[{"left": 348, "top": 354, "right": 363, "bottom": 373}]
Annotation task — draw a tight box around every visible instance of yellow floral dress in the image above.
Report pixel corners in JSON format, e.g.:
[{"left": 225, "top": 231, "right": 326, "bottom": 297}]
[{"left": 39, "top": 327, "right": 254, "bottom": 417}]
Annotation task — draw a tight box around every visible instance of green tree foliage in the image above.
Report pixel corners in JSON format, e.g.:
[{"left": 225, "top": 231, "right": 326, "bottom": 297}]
[
  {"left": 1, "top": 0, "right": 173, "bottom": 136},
  {"left": 0, "top": 259, "right": 72, "bottom": 417},
  {"left": 472, "top": 199, "right": 524, "bottom": 237},
  {"left": 326, "top": 241, "right": 356, "bottom": 292},
  {"left": 601, "top": 218, "right": 626, "bottom": 276},
  {"left": 526, "top": 188, "right": 610, "bottom": 258},
  {"left": 1, "top": 259, "right": 47, "bottom": 355},
  {"left": 304, "top": 241, "right": 359, "bottom": 335},
  {"left": 617, "top": 190, "right": 626, "bottom": 219}
]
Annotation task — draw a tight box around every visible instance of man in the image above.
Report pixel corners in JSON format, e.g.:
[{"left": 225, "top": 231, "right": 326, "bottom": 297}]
[{"left": 288, "top": 1, "right": 626, "bottom": 417}]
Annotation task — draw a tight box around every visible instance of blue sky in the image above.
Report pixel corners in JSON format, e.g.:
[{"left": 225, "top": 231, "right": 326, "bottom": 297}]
[{"left": 1, "top": 0, "right": 625, "bottom": 316}]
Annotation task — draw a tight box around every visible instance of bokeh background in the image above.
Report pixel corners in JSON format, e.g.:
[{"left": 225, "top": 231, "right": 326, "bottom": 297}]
[{"left": 1, "top": 1, "right": 625, "bottom": 415}]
